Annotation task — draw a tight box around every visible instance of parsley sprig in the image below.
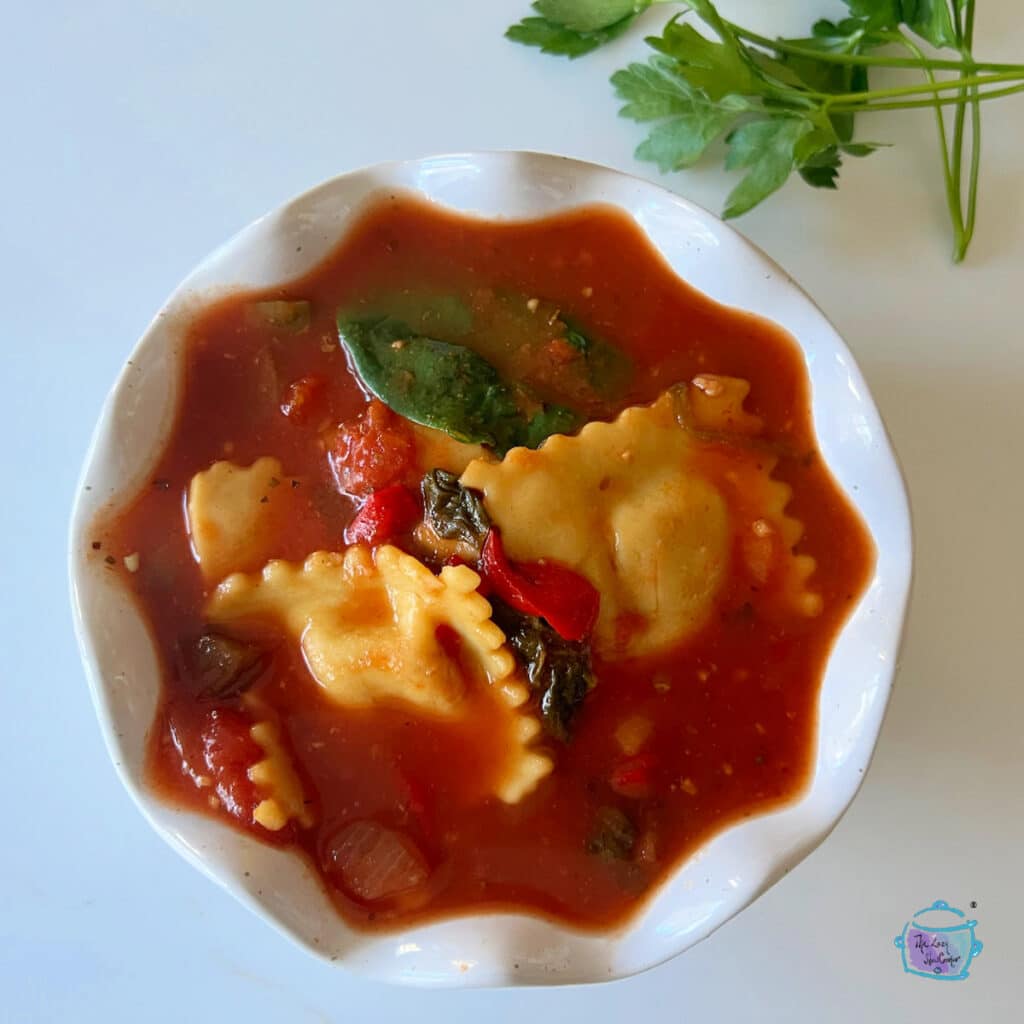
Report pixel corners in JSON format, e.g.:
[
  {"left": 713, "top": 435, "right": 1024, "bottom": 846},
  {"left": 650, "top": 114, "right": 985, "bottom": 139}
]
[{"left": 507, "top": 0, "right": 1024, "bottom": 261}]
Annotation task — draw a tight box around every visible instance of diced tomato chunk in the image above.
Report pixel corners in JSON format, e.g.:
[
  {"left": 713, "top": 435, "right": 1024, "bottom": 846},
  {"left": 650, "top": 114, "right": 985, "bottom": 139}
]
[
  {"left": 330, "top": 400, "right": 416, "bottom": 498},
  {"left": 175, "top": 708, "right": 266, "bottom": 826},
  {"left": 343, "top": 484, "right": 421, "bottom": 546},
  {"left": 609, "top": 752, "right": 658, "bottom": 799},
  {"left": 545, "top": 338, "right": 580, "bottom": 366},
  {"left": 280, "top": 374, "right": 325, "bottom": 423}
]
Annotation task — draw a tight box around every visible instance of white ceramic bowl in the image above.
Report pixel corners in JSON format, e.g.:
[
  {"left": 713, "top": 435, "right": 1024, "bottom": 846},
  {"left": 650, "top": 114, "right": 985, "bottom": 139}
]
[{"left": 69, "top": 152, "right": 912, "bottom": 987}]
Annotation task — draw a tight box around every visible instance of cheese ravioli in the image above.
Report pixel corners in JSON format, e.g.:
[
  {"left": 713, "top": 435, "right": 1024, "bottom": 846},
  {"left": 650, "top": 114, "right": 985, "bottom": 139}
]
[
  {"left": 462, "top": 391, "right": 729, "bottom": 659},
  {"left": 206, "top": 545, "right": 551, "bottom": 803},
  {"left": 461, "top": 385, "right": 819, "bottom": 660},
  {"left": 248, "top": 719, "right": 314, "bottom": 831},
  {"left": 186, "top": 457, "right": 297, "bottom": 581}
]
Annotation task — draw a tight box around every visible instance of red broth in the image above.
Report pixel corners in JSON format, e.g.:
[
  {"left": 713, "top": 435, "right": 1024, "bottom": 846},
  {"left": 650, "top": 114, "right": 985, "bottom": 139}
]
[{"left": 95, "top": 195, "right": 873, "bottom": 931}]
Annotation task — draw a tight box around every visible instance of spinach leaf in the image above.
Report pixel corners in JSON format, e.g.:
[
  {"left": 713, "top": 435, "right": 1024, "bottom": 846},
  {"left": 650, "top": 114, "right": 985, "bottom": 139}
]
[
  {"left": 564, "top": 326, "right": 590, "bottom": 353},
  {"left": 337, "top": 315, "right": 581, "bottom": 455},
  {"left": 522, "top": 404, "right": 583, "bottom": 448},
  {"left": 492, "top": 600, "right": 596, "bottom": 741},
  {"left": 586, "top": 805, "right": 637, "bottom": 861},
  {"left": 421, "top": 470, "right": 490, "bottom": 549},
  {"left": 180, "top": 630, "right": 270, "bottom": 701},
  {"left": 560, "top": 320, "right": 633, "bottom": 399},
  {"left": 362, "top": 289, "right": 473, "bottom": 339}
]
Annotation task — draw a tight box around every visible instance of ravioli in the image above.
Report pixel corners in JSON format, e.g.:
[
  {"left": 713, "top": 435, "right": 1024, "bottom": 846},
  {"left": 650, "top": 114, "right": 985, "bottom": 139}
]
[
  {"left": 411, "top": 422, "right": 492, "bottom": 477},
  {"left": 461, "top": 391, "right": 728, "bottom": 659},
  {"left": 688, "top": 374, "right": 763, "bottom": 435},
  {"left": 248, "top": 719, "right": 314, "bottom": 831},
  {"left": 461, "top": 384, "right": 819, "bottom": 660},
  {"left": 207, "top": 545, "right": 552, "bottom": 803},
  {"left": 725, "top": 460, "right": 822, "bottom": 619},
  {"left": 186, "top": 457, "right": 296, "bottom": 581}
]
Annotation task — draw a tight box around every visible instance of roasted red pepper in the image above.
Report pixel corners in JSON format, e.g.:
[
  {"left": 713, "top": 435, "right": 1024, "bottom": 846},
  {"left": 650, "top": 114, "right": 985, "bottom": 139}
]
[
  {"left": 344, "top": 484, "right": 420, "bottom": 547},
  {"left": 478, "top": 529, "right": 599, "bottom": 642}
]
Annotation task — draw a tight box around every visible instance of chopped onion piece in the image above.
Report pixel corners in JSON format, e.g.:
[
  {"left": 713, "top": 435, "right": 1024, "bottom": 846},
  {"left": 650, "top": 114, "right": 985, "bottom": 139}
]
[{"left": 323, "top": 820, "right": 429, "bottom": 902}]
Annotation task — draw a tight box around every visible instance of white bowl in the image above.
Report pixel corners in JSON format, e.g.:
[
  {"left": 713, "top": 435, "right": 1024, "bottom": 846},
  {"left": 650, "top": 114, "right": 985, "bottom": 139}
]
[{"left": 69, "top": 151, "right": 912, "bottom": 987}]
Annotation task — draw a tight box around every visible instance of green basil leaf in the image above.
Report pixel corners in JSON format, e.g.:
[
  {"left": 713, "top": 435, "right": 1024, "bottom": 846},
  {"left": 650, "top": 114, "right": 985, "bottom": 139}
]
[{"left": 337, "top": 315, "right": 581, "bottom": 454}]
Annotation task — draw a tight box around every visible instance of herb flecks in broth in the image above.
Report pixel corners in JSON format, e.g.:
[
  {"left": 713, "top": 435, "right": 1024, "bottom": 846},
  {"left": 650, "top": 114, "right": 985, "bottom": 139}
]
[{"left": 104, "top": 195, "right": 872, "bottom": 934}]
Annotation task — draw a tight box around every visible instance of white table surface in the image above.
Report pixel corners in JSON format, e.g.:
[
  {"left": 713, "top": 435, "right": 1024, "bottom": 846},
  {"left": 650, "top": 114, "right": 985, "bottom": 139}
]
[{"left": 4, "top": 1, "right": 1021, "bottom": 1019}]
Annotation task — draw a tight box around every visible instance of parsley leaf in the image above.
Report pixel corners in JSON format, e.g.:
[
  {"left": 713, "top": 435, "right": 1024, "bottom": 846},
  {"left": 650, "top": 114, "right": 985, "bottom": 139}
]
[
  {"left": 506, "top": 0, "right": 1024, "bottom": 261},
  {"left": 796, "top": 142, "right": 842, "bottom": 189},
  {"left": 534, "top": 0, "right": 649, "bottom": 33},
  {"left": 843, "top": 1, "right": 958, "bottom": 49},
  {"left": 723, "top": 118, "right": 815, "bottom": 218},
  {"left": 647, "top": 16, "right": 763, "bottom": 101},
  {"left": 771, "top": 28, "right": 875, "bottom": 142},
  {"left": 505, "top": 16, "right": 626, "bottom": 58},
  {"left": 506, "top": 0, "right": 646, "bottom": 58},
  {"left": 842, "top": 141, "right": 886, "bottom": 157},
  {"left": 612, "top": 56, "right": 749, "bottom": 171}
]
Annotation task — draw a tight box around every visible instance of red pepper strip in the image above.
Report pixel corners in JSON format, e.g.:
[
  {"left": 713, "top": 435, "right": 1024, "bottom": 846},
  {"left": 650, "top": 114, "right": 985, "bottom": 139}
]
[
  {"left": 609, "top": 752, "right": 658, "bottom": 799},
  {"left": 478, "top": 529, "right": 599, "bottom": 642},
  {"left": 343, "top": 484, "right": 420, "bottom": 547}
]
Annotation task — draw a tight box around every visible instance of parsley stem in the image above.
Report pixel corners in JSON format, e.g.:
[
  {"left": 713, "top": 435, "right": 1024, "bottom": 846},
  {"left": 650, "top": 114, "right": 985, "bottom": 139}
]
[
  {"left": 729, "top": 25, "right": 1023, "bottom": 75},
  {"left": 951, "top": 1, "right": 982, "bottom": 261},
  {"left": 819, "top": 69, "right": 1024, "bottom": 107},
  {"left": 828, "top": 80, "right": 1024, "bottom": 113},
  {"left": 884, "top": 31, "right": 962, "bottom": 257}
]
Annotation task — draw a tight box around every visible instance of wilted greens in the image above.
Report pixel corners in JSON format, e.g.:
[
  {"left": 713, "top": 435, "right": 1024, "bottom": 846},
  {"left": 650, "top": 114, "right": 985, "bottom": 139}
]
[{"left": 492, "top": 599, "right": 596, "bottom": 741}]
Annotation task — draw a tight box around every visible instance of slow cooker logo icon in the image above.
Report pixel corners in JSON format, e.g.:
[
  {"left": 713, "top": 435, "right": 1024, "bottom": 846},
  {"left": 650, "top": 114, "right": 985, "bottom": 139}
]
[{"left": 894, "top": 900, "right": 983, "bottom": 980}]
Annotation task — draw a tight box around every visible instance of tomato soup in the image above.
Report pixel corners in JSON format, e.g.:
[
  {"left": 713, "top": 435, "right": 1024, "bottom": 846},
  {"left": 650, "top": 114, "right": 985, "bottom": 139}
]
[{"left": 95, "top": 195, "right": 873, "bottom": 931}]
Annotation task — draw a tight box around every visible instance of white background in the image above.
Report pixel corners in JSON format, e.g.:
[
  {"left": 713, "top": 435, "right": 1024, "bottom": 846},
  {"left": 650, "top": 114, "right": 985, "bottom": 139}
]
[{"left": 3, "top": 1, "right": 1021, "bottom": 1020}]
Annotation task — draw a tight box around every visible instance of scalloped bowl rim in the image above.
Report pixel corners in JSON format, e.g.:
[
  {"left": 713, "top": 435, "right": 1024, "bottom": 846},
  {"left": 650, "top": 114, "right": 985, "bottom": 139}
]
[{"left": 69, "top": 151, "right": 912, "bottom": 987}]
